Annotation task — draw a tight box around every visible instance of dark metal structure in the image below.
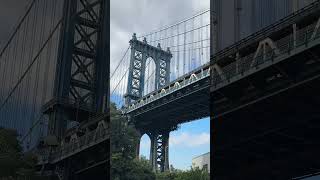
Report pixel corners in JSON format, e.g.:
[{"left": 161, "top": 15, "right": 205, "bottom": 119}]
[
  {"left": 125, "top": 34, "right": 172, "bottom": 105},
  {"left": 211, "top": 1, "right": 320, "bottom": 179},
  {"left": 37, "top": 115, "right": 109, "bottom": 180},
  {"left": 125, "top": 35, "right": 174, "bottom": 172},
  {"left": 212, "top": 0, "right": 315, "bottom": 51},
  {"left": 36, "top": 0, "right": 110, "bottom": 179},
  {"left": 43, "top": 0, "right": 109, "bottom": 139}
]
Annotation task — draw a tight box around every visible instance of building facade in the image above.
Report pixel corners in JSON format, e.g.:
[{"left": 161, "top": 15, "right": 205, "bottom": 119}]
[{"left": 192, "top": 152, "right": 210, "bottom": 173}]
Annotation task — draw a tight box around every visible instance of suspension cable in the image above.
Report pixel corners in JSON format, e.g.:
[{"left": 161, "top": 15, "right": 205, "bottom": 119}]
[
  {"left": 0, "top": 0, "right": 37, "bottom": 60},
  {"left": 110, "top": 46, "right": 130, "bottom": 79},
  {"left": 139, "top": 9, "right": 209, "bottom": 38},
  {"left": 0, "top": 19, "right": 62, "bottom": 112}
]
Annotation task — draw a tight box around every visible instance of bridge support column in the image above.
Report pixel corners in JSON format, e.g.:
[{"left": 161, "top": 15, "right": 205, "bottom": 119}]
[
  {"left": 148, "top": 131, "right": 170, "bottom": 172},
  {"left": 149, "top": 133, "right": 157, "bottom": 171},
  {"left": 135, "top": 130, "right": 142, "bottom": 158}
]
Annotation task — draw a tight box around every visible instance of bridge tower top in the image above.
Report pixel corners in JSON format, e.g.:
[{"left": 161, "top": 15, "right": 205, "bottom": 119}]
[{"left": 125, "top": 33, "right": 172, "bottom": 106}]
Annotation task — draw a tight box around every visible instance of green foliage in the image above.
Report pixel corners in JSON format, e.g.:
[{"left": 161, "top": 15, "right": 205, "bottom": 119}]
[
  {"left": 110, "top": 102, "right": 139, "bottom": 159},
  {"left": 0, "top": 128, "right": 24, "bottom": 177},
  {"left": 110, "top": 103, "right": 211, "bottom": 180},
  {"left": 156, "top": 171, "right": 178, "bottom": 180},
  {"left": 0, "top": 128, "right": 38, "bottom": 178},
  {"left": 112, "top": 154, "right": 156, "bottom": 180},
  {"left": 173, "top": 167, "right": 210, "bottom": 180},
  {"left": 110, "top": 103, "right": 156, "bottom": 180},
  {"left": 156, "top": 167, "right": 210, "bottom": 180}
]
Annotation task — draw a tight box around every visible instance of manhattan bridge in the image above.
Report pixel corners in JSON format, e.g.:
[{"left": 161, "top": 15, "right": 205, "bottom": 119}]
[
  {"left": 110, "top": 9, "right": 211, "bottom": 172},
  {"left": 0, "top": 0, "right": 210, "bottom": 178},
  {"left": 1, "top": 0, "right": 320, "bottom": 178}
]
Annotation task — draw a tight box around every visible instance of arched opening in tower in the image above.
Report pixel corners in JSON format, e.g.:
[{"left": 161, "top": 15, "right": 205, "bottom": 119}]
[
  {"left": 143, "top": 57, "right": 156, "bottom": 96},
  {"left": 139, "top": 133, "right": 151, "bottom": 160}
]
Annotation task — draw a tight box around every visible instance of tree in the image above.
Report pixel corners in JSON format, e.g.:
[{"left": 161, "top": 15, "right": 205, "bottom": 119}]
[
  {"left": 110, "top": 102, "right": 139, "bottom": 159},
  {"left": 173, "top": 167, "right": 210, "bottom": 180},
  {"left": 0, "top": 128, "right": 23, "bottom": 177},
  {"left": 155, "top": 167, "right": 210, "bottom": 180},
  {"left": 156, "top": 171, "right": 177, "bottom": 180},
  {"left": 0, "top": 128, "right": 37, "bottom": 178},
  {"left": 110, "top": 103, "right": 156, "bottom": 180}
]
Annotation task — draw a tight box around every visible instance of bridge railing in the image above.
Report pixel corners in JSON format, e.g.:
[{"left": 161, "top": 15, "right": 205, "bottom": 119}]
[
  {"left": 37, "top": 120, "right": 109, "bottom": 164},
  {"left": 124, "top": 62, "right": 210, "bottom": 113},
  {"left": 211, "top": 20, "right": 320, "bottom": 89},
  {"left": 213, "top": 0, "right": 320, "bottom": 61}
]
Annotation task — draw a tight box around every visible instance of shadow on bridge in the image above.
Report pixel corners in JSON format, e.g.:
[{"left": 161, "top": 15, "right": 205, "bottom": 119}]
[{"left": 211, "top": 1, "right": 320, "bottom": 179}]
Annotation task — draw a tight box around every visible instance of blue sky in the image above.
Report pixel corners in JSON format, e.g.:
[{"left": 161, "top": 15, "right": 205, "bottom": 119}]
[{"left": 139, "top": 117, "right": 210, "bottom": 170}]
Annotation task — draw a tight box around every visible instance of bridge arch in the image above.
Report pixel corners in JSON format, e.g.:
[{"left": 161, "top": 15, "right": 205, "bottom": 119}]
[{"left": 139, "top": 133, "right": 151, "bottom": 160}]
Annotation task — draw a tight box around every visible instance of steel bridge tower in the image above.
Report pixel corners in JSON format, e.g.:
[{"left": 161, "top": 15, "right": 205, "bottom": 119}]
[
  {"left": 43, "top": 0, "right": 109, "bottom": 139},
  {"left": 125, "top": 33, "right": 172, "bottom": 172},
  {"left": 39, "top": 0, "right": 109, "bottom": 179}
]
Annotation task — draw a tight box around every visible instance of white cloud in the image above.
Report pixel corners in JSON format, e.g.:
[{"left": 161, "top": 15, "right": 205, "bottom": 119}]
[
  {"left": 192, "top": 0, "right": 210, "bottom": 12},
  {"left": 170, "top": 132, "right": 210, "bottom": 147},
  {"left": 110, "top": 0, "right": 210, "bottom": 104}
]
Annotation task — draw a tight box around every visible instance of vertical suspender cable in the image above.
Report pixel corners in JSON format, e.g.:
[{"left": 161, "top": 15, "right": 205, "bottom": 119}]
[
  {"left": 191, "top": 17, "right": 195, "bottom": 70},
  {"left": 176, "top": 25, "right": 180, "bottom": 77},
  {"left": 200, "top": 13, "right": 204, "bottom": 65},
  {"left": 183, "top": 22, "right": 186, "bottom": 75},
  {"left": 198, "top": 15, "right": 201, "bottom": 67}
]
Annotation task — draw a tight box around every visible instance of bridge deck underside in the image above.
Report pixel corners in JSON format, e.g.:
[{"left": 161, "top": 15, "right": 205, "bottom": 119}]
[
  {"left": 131, "top": 78, "right": 210, "bottom": 131},
  {"left": 212, "top": 42, "right": 320, "bottom": 179}
]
